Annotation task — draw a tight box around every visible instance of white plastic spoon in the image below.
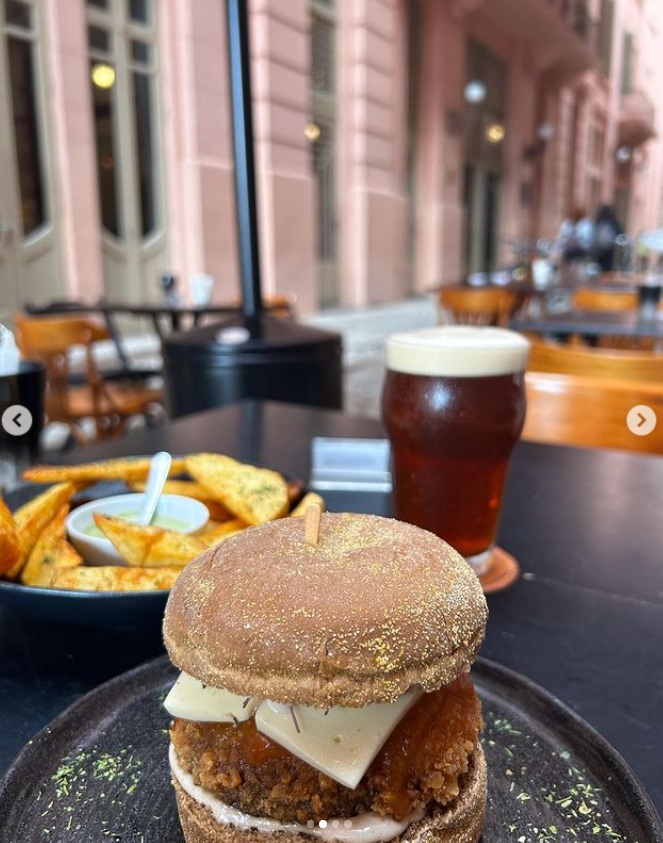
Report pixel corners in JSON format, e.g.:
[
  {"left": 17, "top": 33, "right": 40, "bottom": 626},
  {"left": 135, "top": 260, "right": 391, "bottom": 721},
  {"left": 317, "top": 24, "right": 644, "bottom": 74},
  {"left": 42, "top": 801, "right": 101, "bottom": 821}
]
[{"left": 135, "top": 451, "right": 172, "bottom": 526}]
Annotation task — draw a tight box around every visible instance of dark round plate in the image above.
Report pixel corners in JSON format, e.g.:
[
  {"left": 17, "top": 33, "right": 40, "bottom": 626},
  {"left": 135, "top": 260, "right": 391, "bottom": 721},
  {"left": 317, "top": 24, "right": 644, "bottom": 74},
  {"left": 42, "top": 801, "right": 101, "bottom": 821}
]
[
  {"left": 0, "top": 482, "right": 169, "bottom": 628},
  {"left": 0, "top": 657, "right": 660, "bottom": 842},
  {"left": 0, "top": 579, "right": 169, "bottom": 627}
]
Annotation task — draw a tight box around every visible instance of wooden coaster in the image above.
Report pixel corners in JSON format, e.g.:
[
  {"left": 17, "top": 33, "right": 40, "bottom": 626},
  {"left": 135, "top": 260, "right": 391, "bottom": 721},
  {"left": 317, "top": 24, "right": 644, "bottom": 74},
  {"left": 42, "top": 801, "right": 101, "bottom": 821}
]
[{"left": 479, "top": 547, "right": 520, "bottom": 594}]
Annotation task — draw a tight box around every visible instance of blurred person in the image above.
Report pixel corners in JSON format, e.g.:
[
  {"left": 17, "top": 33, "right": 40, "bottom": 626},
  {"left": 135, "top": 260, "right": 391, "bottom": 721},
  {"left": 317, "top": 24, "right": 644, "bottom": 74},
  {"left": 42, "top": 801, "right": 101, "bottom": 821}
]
[
  {"left": 592, "top": 205, "right": 623, "bottom": 272},
  {"left": 556, "top": 206, "right": 595, "bottom": 265}
]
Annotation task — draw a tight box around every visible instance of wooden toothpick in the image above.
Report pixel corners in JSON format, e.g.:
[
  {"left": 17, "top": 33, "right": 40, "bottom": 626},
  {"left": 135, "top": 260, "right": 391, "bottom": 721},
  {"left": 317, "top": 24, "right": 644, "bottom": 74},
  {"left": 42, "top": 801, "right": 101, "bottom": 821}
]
[{"left": 304, "top": 502, "right": 323, "bottom": 545}]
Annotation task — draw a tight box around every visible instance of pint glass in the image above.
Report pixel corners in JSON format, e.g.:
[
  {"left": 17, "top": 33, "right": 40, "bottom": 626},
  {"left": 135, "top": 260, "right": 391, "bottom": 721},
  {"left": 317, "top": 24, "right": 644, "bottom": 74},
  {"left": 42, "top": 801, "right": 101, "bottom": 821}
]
[{"left": 382, "top": 326, "right": 529, "bottom": 575}]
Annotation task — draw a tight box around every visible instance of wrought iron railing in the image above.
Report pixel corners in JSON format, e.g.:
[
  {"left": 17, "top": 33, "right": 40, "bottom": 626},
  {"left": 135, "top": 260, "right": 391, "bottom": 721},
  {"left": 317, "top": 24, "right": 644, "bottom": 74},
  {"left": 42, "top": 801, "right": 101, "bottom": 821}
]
[
  {"left": 568, "top": 0, "right": 597, "bottom": 49},
  {"left": 621, "top": 89, "right": 656, "bottom": 128},
  {"left": 546, "top": 0, "right": 598, "bottom": 50}
]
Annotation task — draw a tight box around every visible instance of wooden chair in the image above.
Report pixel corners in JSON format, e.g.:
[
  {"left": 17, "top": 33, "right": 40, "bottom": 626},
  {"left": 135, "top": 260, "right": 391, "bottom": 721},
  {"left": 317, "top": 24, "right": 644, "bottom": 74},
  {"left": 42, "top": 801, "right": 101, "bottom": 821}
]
[
  {"left": 523, "top": 372, "right": 663, "bottom": 455},
  {"left": 14, "top": 315, "right": 163, "bottom": 445},
  {"left": 265, "top": 293, "right": 297, "bottom": 319},
  {"left": 528, "top": 340, "right": 663, "bottom": 385},
  {"left": 230, "top": 293, "right": 297, "bottom": 319},
  {"left": 573, "top": 289, "right": 638, "bottom": 312},
  {"left": 572, "top": 288, "right": 650, "bottom": 349},
  {"left": 437, "top": 288, "right": 518, "bottom": 327}
]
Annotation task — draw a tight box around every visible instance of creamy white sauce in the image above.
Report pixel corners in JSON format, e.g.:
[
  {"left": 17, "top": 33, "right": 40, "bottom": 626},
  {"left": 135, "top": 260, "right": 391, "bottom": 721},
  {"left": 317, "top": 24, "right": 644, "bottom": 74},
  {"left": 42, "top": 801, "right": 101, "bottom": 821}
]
[{"left": 169, "top": 744, "right": 423, "bottom": 843}]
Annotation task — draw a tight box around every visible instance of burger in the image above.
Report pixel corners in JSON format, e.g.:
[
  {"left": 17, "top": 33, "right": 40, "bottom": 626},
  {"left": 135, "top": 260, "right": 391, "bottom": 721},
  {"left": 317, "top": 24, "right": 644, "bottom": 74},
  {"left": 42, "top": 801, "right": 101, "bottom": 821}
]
[{"left": 163, "top": 512, "right": 488, "bottom": 843}]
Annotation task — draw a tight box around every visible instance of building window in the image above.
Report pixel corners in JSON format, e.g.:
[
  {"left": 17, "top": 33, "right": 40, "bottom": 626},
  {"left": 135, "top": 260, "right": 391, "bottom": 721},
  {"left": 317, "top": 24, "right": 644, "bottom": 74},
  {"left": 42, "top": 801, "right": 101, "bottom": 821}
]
[
  {"left": 598, "top": 0, "right": 614, "bottom": 77},
  {"left": 621, "top": 32, "right": 635, "bottom": 95},
  {"left": 3, "top": 0, "right": 47, "bottom": 236},
  {"left": 86, "top": 0, "right": 160, "bottom": 240},
  {"left": 586, "top": 118, "right": 606, "bottom": 214},
  {"left": 310, "top": 0, "right": 338, "bottom": 305},
  {"left": 312, "top": 121, "right": 336, "bottom": 263},
  {"left": 311, "top": 14, "right": 334, "bottom": 95},
  {"left": 90, "top": 57, "right": 120, "bottom": 236}
]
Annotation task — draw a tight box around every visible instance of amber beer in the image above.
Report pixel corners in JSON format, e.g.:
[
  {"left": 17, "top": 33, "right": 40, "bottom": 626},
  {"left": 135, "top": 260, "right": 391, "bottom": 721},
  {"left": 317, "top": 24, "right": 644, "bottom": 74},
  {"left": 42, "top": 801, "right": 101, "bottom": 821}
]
[{"left": 382, "top": 326, "right": 529, "bottom": 574}]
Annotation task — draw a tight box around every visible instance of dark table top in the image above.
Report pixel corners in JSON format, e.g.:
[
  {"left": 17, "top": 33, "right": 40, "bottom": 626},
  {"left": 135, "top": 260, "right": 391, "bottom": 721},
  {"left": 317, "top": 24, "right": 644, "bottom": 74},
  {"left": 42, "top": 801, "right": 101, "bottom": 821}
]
[
  {"left": 511, "top": 308, "right": 663, "bottom": 338},
  {"left": 97, "top": 302, "right": 240, "bottom": 317},
  {"left": 434, "top": 277, "right": 643, "bottom": 297},
  {"left": 30, "top": 300, "right": 238, "bottom": 316},
  {"left": 1, "top": 401, "right": 662, "bottom": 818},
  {"left": 47, "top": 300, "right": 289, "bottom": 318}
]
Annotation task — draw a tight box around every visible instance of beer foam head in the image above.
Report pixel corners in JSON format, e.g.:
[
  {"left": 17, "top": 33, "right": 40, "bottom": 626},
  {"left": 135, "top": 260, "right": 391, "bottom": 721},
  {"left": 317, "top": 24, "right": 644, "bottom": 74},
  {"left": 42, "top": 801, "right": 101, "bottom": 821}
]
[{"left": 386, "top": 326, "right": 530, "bottom": 377}]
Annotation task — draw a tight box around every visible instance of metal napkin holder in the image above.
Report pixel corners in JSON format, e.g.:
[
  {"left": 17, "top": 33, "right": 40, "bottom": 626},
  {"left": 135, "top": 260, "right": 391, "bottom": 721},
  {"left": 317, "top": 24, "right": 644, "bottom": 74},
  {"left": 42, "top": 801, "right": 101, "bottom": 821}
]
[{"left": 310, "top": 437, "right": 392, "bottom": 492}]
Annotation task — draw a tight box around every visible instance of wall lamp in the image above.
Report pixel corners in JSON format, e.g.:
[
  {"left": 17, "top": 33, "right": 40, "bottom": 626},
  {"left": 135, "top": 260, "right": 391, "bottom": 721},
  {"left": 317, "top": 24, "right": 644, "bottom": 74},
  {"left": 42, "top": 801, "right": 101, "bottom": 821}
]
[
  {"left": 522, "top": 123, "right": 555, "bottom": 161},
  {"left": 446, "top": 79, "right": 487, "bottom": 135}
]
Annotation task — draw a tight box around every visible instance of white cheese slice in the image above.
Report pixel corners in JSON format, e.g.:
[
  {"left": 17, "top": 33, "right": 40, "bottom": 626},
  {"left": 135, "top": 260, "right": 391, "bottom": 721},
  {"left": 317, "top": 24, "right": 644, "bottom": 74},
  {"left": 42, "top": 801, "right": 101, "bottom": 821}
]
[
  {"left": 255, "top": 689, "right": 422, "bottom": 789},
  {"left": 164, "top": 671, "right": 259, "bottom": 722}
]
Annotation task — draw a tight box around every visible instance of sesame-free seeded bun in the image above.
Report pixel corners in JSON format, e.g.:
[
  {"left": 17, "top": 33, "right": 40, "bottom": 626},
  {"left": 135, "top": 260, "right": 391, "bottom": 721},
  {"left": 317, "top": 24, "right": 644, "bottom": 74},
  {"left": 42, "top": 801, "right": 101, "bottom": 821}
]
[
  {"left": 171, "top": 744, "right": 487, "bottom": 843},
  {"left": 163, "top": 513, "right": 487, "bottom": 707}
]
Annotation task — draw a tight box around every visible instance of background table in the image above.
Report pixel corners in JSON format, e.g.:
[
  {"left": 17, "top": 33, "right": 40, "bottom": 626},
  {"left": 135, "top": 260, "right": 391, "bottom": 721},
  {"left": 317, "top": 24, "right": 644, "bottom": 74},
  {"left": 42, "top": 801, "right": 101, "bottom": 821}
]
[
  {"left": 25, "top": 300, "right": 292, "bottom": 371},
  {"left": 511, "top": 308, "right": 663, "bottom": 340},
  {"left": 0, "top": 401, "right": 661, "bottom": 817}
]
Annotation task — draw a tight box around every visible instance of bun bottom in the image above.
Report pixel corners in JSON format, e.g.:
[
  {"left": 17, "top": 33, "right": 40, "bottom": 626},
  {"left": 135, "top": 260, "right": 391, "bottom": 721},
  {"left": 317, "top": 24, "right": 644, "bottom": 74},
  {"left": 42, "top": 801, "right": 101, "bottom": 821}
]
[{"left": 172, "top": 744, "right": 486, "bottom": 843}]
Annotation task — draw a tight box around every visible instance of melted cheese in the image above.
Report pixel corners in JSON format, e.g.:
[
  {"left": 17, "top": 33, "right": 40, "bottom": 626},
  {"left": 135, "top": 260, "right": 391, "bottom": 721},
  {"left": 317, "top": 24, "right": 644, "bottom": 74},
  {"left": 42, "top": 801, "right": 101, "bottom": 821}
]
[
  {"left": 163, "top": 672, "right": 258, "bottom": 722},
  {"left": 170, "top": 743, "right": 424, "bottom": 843},
  {"left": 255, "top": 689, "right": 421, "bottom": 789}
]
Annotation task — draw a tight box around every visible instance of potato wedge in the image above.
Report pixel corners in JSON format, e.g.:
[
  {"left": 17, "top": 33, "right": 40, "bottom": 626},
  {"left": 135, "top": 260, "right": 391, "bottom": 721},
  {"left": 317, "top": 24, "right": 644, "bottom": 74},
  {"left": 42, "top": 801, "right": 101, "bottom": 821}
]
[
  {"left": 23, "top": 457, "right": 187, "bottom": 485},
  {"left": 130, "top": 478, "right": 214, "bottom": 501},
  {"left": 186, "top": 454, "right": 289, "bottom": 525},
  {"left": 130, "top": 480, "right": 232, "bottom": 522},
  {"left": 20, "top": 506, "right": 83, "bottom": 587},
  {"left": 289, "top": 491, "right": 327, "bottom": 517},
  {"left": 93, "top": 514, "right": 206, "bottom": 567},
  {"left": 5, "top": 483, "right": 76, "bottom": 581},
  {"left": 50, "top": 565, "right": 181, "bottom": 592},
  {"left": 0, "top": 498, "right": 19, "bottom": 577},
  {"left": 146, "top": 532, "right": 207, "bottom": 567},
  {"left": 199, "top": 517, "right": 246, "bottom": 536},
  {"left": 198, "top": 518, "right": 247, "bottom": 548}
]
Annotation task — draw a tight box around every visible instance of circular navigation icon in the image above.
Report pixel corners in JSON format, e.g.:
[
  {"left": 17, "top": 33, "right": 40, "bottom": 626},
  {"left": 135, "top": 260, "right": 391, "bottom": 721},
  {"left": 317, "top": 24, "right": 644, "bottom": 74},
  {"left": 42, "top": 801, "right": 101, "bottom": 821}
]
[
  {"left": 1, "top": 405, "right": 33, "bottom": 437},
  {"left": 627, "top": 405, "right": 657, "bottom": 437}
]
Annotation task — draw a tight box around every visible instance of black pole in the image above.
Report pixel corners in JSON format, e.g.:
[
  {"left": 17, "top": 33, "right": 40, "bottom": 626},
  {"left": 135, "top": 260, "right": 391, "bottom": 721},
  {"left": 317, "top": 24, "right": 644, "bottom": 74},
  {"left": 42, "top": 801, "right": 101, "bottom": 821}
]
[{"left": 225, "top": 0, "right": 263, "bottom": 319}]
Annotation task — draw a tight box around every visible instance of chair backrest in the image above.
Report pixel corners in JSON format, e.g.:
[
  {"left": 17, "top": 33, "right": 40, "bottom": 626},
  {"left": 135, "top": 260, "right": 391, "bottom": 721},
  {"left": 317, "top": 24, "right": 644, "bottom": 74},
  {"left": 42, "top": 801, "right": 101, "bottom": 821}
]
[
  {"left": 265, "top": 294, "right": 297, "bottom": 319},
  {"left": 438, "top": 288, "right": 518, "bottom": 327},
  {"left": 14, "top": 315, "right": 111, "bottom": 423},
  {"left": 523, "top": 372, "right": 663, "bottom": 455},
  {"left": 231, "top": 294, "right": 297, "bottom": 319},
  {"left": 527, "top": 340, "right": 663, "bottom": 384},
  {"left": 15, "top": 314, "right": 109, "bottom": 354},
  {"left": 573, "top": 289, "right": 638, "bottom": 311}
]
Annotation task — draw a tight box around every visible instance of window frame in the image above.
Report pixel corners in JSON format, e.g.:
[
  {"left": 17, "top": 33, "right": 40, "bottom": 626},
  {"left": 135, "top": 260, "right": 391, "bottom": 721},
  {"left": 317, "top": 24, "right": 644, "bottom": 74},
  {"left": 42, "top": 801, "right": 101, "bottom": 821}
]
[
  {"left": 85, "top": 0, "right": 164, "bottom": 244},
  {"left": 2, "top": 0, "right": 54, "bottom": 242}
]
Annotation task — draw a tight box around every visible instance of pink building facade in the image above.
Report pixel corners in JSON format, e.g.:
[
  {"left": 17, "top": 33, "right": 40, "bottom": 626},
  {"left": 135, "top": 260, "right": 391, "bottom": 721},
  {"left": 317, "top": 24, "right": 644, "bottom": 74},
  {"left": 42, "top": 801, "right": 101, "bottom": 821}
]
[{"left": 0, "top": 0, "right": 662, "bottom": 321}]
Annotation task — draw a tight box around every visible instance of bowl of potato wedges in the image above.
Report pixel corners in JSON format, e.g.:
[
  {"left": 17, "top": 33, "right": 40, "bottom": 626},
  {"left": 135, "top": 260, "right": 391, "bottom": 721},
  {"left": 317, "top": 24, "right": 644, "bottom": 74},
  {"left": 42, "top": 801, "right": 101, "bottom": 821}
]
[{"left": 0, "top": 453, "right": 323, "bottom": 627}]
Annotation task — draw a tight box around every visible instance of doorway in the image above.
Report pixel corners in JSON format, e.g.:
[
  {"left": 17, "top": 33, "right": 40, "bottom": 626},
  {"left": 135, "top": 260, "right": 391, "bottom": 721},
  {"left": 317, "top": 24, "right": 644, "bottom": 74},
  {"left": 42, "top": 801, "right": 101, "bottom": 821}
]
[
  {"left": 310, "top": 0, "right": 338, "bottom": 308},
  {"left": 464, "top": 165, "right": 501, "bottom": 274},
  {"left": 462, "top": 40, "right": 506, "bottom": 277},
  {"left": 0, "top": 0, "right": 62, "bottom": 322},
  {"left": 85, "top": 0, "right": 167, "bottom": 302}
]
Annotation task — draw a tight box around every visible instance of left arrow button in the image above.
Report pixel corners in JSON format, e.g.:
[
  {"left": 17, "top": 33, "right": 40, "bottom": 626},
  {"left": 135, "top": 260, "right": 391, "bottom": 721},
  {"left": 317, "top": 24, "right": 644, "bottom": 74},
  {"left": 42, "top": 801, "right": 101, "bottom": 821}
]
[{"left": 2, "top": 405, "right": 33, "bottom": 436}]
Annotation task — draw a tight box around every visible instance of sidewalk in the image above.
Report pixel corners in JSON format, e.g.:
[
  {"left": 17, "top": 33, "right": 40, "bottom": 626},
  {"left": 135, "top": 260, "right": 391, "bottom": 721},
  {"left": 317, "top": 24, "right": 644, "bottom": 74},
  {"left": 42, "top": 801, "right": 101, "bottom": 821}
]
[{"left": 305, "top": 296, "right": 437, "bottom": 418}]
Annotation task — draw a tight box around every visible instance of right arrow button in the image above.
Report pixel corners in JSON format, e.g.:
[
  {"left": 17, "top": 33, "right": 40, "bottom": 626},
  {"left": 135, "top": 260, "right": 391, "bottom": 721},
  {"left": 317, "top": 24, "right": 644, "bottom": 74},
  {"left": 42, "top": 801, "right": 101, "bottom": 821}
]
[{"left": 627, "top": 405, "right": 657, "bottom": 437}]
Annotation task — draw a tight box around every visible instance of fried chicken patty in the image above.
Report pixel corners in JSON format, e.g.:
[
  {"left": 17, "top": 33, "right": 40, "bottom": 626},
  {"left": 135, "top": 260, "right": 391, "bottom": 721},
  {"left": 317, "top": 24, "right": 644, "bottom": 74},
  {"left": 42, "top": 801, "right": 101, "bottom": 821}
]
[{"left": 170, "top": 674, "right": 481, "bottom": 824}]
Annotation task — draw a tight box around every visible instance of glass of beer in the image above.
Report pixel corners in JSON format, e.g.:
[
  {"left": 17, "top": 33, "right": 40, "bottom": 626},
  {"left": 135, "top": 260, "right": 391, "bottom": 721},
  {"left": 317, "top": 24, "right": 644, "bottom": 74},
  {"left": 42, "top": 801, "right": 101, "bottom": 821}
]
[{"left": 381, "top": 326, "right": 529, "bottom": 575}]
